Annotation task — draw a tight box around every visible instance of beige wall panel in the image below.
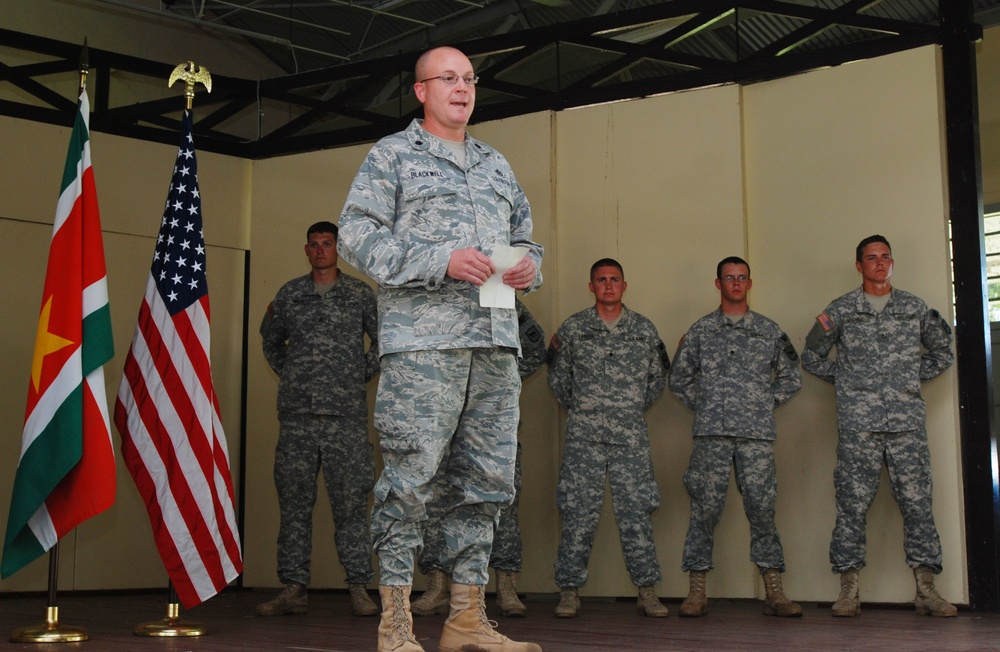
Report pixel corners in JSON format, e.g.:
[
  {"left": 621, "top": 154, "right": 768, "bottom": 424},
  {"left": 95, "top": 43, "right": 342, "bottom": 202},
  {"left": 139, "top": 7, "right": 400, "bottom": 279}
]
[
  {"left": 743, "top": 45, "right": 964, "bottom": 604},
  {"left": 469, "top": 113, "right": 558, "bottom": 593},
  {"left": 0, "top": 116, "right": 248, "bottom": 593},
  {"left": 979, "top": 27, "right": 1000, "bottom": 206},
  {"left": 554, "top": 87, "right": 749, "bottom": 599},
  {"left": 244, "top": 144, "right": 372, "bottom": 589}
]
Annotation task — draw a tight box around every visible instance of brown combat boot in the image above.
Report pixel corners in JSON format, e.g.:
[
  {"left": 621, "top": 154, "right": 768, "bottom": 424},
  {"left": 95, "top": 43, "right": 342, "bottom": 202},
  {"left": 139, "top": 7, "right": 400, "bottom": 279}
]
[
  {"left": 377, "top": 586, "right": 425, "bottom": 652},
  {"left": 410, "top": 568, "right": 450, "bottom": 616},
  {"left": 350, "top": 583, "right": 379, "bottom": 616},
  {"left": 679, "top": 570, "right": 708, "bottom": 617},
  {"left": 914, "top": 566, "right": 958, "bottom": 617},
  {"left": 762, "top": 568, "right": 802, "bottom": 617},
  {"left": 438, "top": 584, "right": 542, "bottom": 652},
  {"left": 255, "top": 581, "right": 307, "bottom": 616},
  {"left": 637, "top": 585, "right": 669, "bottom": 617},
  {"left": 496, "top": 570, "right": 527, "bottom": 617},
  {"left": 554, "top": 587, "right": 580, "bottom": 618},
  {"left": 832, "top": 568, "right": 860, "bottom": 617}
]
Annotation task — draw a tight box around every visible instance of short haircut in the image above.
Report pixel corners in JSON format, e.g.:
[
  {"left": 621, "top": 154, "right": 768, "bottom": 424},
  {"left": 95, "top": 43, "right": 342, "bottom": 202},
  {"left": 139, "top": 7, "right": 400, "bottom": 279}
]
[
  {"left": 590, "top": 258, "right": 624, "bottom": 281},
  {"left": 716, "top": 256, "right": 750, "bottom": 280},
  {"left": 856, "top": 234, "right": 891, "bottom": 262},
  {"left": 307, "top": 221, "right": 338, "bottom": 240}
]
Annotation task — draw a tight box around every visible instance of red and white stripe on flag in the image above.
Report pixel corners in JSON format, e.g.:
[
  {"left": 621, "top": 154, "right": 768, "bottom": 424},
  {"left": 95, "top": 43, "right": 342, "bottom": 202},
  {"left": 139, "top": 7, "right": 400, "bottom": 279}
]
[{"left": 114, "top": 109, "right": 241, "bottom": 608}]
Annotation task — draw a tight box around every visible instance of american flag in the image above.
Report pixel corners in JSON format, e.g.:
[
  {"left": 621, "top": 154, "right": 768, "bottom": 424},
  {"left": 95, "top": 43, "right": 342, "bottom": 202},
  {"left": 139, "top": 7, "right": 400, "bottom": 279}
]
[{"left": 114, "top": 109, "right": 243, "bottom": 609}]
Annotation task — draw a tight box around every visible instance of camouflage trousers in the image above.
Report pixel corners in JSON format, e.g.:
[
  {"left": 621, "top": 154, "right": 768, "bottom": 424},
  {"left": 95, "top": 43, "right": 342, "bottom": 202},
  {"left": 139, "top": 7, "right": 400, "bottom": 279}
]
[
  {"left": 681, "top": 436, "right": 785, "bottom": 573},
  {"left": 418, "top": 443, "right": 524, "bottom": 576},
  {"left": 830, "top": 428, "right": 943, "bottom": 573},
  {"left": 555, "top": 438, "right": 662, "bottom": 588},
  {"left": 274, "top": 413, "right": 376, "bottom": 586},
  {"left": 372, "top": 348, "right": 520, "bottom": 586}
]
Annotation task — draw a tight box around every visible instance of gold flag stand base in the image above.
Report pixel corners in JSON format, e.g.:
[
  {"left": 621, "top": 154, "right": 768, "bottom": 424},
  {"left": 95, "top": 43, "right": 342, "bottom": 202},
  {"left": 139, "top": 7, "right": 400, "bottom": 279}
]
[
  {"left": 133, "top": 602, "right": 206, "bottom": 637},
  {"left": 9, "top": 607, "right": 89, "bottom": 643}
]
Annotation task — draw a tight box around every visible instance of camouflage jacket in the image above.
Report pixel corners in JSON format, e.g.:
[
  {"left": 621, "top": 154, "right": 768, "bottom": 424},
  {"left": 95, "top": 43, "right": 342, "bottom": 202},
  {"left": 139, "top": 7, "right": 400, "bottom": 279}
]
[
  {"left": 801, "top": 287, "right": 954, "bottom": 433},
  {"left": 337, "top": 119, "right": 543, "bottom": 357},
  {"left": 261, "top": 272, "right": 379, "bottom": 417},
  {"left": 547, "top": 306, "right": 669, "bottom": 446},
  {"left": 669, "top": 308, "right": 801, "bottom": 441}
]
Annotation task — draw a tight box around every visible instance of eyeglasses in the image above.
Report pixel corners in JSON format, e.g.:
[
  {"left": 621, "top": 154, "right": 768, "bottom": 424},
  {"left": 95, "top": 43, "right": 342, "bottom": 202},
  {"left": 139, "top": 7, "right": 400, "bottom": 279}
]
[
  {"left": 419, "top": 73, "right": 479, "bottom": 86},
  {"left": 721, "top": 275, "right": 749, "bottom": 283}
]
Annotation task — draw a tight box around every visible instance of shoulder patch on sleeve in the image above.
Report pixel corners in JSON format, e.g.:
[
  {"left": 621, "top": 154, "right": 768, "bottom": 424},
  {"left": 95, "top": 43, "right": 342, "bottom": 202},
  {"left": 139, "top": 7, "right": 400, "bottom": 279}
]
[
  {"left": 545, "top": 333, "right": 561, "bottom": 365},
  {"left": 817, "top": 312, "right": 835, "bottom": 332},
  {"left": 658, "top": 340, "right": 671, "bottom": 371},
  {"left": 930, "top": 308, "right": 953, "bottom": 335},
  {"left": 780, "top": 332, "right": 799, "bottom": 362}
]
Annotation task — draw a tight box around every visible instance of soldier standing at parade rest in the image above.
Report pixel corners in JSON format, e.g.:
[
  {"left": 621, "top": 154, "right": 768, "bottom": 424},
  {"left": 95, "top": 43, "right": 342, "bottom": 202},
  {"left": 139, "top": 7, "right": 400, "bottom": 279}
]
[
  {"left": 410, "top": 298, "right": 547, "bottom": 619},
  {"left": 337, "top": 46, "right": 544, "bottom": 652},
  {"left": 547, "top": 258, "right": 670, "bottom": 619},
  {"left": 257, "top": 221, "right": 380, "bottom": 618},
  {"left": 668, "top": 256, "right": 802, "bottom": 618},
  {"left": 801, "top": 234, "right": 958, "bottom": 618}
]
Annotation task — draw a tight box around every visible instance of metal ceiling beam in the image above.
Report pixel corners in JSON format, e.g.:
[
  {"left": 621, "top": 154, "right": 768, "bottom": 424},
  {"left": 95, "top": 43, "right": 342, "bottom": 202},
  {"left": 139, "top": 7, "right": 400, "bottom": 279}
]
[{"left": 0, "top": 1, "right": 958, "bottom": 158}]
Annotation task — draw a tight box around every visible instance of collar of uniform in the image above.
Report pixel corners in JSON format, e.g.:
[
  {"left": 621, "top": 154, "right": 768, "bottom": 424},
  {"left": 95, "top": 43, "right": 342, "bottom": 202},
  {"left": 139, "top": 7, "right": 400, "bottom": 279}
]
[
  {"left": 712, "top": 306, "right": 754, "bottom": 329},
  {"left": 852, "top": 285, "right": 893, "bottom": 314},
  {"left": 405, "top": 119, "right": 489, "bottom": 167},
  {"left": 588, "top": 304, "right": 631, "bottom": 330}
]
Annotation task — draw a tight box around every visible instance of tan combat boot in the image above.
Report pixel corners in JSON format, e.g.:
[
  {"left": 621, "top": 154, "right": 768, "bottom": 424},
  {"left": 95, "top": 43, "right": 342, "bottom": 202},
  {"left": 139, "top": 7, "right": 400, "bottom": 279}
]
[
  {"left": 637, "top": 585, "right": 669, "bottom": 617},
  {"left": 377, "top": 585, "right": 425, "bottom": 652},
  {"left": 410, "top": 568, "right": 450, "bottom": 616},
  {"left": 439, "top": 584, "right": 542, "bottom": 652},
  {"left": 914, "top": 566, "right": 958, "bottom": 617},
  {"left": 554, "top": 587, "right": 580, "bottom": 618},
  {"left": 679, "top": 570, "right": 708, "bottom": 617},
  {"left": 832, "top": 568, "right": 860, "bottom": 617},
  {"left": 255, "top": 581, "right": 307, "bottom": 616},
  {"left": 496, "top": 570, "right": 527, "bottom": 617},
  {"left": 761, "top": 568, "right": 802, "bottom": 617},
  {"left": 350, "top": 583, "right": 379, "bottom": 616}
]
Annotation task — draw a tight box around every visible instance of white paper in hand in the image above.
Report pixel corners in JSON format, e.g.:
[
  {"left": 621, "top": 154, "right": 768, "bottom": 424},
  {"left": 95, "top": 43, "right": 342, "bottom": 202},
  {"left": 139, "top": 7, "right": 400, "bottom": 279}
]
[{"left": 480, "top": 245, "right": 528, "bottom": 309}]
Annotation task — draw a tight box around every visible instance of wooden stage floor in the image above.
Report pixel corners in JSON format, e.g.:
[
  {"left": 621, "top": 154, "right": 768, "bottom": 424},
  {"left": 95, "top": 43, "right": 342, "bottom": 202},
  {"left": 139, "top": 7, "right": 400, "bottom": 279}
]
[{"left": 2, "top": 589, "right": 998, "bottom": 651}]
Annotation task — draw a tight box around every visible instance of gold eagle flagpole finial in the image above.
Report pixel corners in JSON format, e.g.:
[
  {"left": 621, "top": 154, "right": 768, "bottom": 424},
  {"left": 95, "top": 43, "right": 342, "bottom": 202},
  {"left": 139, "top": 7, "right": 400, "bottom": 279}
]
[{"left": 168, "top": 61, "right": 212, "bottom": 110}]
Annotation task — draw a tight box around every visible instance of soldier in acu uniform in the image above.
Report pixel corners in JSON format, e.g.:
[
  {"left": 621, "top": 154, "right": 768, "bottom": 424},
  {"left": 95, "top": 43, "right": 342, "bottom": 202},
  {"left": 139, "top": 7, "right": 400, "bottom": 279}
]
[
  {"left": 668, "top": 256, "right": 802, "bottom": 619},
  {"left": 337, "top": 46, "right": 543, "bottom": 652},
  {"left": 257, "top": 221, "right": 380, "bottom": 618},
  {"left": 547, "top": 258, "right": 670, "bottom": 619},
  {"left": 801, "top": 234, "right": 957, "bottom": 618}
]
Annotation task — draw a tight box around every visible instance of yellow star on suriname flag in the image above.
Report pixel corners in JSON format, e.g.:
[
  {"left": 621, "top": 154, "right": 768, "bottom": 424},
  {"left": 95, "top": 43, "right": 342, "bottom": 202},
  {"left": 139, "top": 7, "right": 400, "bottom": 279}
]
[{"left": 31, "top": 296, "right": 76, "bottom": 393}]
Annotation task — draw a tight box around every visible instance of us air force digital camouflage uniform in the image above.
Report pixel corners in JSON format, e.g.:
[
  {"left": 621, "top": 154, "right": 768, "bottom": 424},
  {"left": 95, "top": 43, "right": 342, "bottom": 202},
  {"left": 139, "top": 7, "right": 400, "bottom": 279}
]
[
  {"left": 801, "top": 287, "right": 954, "bottom": 573},
  {"left": 418, "top": 299, "right": 547, "bottom": 576},
  {"left": 261, "top": 272, "right": 379, "bottom": 587},
  {"left": 668, "top": 309, "right": 801, "bottom": 573},
  {"left": 337, "top": 118, "right": 544, "bottom": 587},
  {"left": 547, "top": 305, "right": 669, "bottom": 589}
]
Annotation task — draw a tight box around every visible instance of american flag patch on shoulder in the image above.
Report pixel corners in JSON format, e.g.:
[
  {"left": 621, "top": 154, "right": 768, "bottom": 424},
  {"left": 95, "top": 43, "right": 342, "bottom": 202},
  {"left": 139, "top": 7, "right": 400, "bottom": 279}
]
[{"left": 817, "top": 312, "right": 835, "bottom": 332}]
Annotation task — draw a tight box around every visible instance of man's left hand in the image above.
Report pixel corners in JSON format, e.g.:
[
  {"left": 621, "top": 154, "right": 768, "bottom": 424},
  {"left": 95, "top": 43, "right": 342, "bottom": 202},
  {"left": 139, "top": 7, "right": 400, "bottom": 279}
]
[{"left": 503, "top": 256, "right": 537, "bottom": 290}]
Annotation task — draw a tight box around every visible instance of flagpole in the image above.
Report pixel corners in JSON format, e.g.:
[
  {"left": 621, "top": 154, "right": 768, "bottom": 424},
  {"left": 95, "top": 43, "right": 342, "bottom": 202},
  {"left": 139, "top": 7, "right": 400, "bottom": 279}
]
[
  {"left": 133, "top": 581, "right": 206, "bottom": 637},
  {"left": 132, "top": 60, "right": 213, "bottom": 639},
  {"left": 9, "top": 544, "right": 90, "bottom": 643},
  {"left": 8, "top": 42, "right": 95, "bottom": 646}
]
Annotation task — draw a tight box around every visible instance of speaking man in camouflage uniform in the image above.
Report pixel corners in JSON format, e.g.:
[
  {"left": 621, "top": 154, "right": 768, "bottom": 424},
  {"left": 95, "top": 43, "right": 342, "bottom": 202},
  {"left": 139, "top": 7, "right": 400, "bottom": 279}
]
[
  {"left": 257, "top": 221, "right": 380, "bottom": 618},
  {"left": 547, "top": 258, "right": 670, "bottom": 619},
  {"left": 410, "top": 298, "right": 546, "bottom": 619},
  {"left": 801, "top": 234, "right": 957, "bottom": 618},
  {"left": 668, "top": 256, "right": 802, "bottom": 619},
  {"left": 337, "top": 46, "right": 543, "bottom": 652}
]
